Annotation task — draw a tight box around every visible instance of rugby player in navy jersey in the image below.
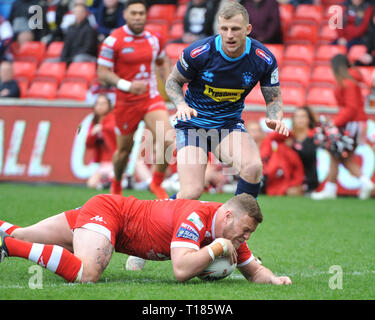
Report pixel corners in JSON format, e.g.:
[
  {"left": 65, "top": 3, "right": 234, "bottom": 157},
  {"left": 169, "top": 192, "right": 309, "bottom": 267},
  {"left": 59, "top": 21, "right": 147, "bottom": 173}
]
[{"left": 165, "top": 1, "right": 289, "bottom": 200}]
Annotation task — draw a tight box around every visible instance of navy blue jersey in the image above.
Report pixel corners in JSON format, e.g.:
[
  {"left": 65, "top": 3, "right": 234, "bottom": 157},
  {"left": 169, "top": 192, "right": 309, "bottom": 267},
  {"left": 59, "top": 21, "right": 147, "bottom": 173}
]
[{"left": 176, "top": 35, "right": 279, "bottom": 129}]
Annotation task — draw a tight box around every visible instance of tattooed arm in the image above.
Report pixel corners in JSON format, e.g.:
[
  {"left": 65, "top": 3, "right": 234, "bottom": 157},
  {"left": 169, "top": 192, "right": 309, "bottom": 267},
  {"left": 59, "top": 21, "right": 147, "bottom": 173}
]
[
  {"left": 261, "top": 85, "right": 289, "bottom": 136},
  {"left": 165, "top": 65, "right": 197, "bottom": 121}
]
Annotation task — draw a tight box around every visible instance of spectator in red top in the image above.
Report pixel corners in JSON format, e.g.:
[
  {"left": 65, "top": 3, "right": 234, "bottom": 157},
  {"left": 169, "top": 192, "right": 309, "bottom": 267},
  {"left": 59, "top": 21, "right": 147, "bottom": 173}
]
[
  {"left": 85, "top": 94, "right": 117, "bottom": 190},
  {"left": 335, "top": 0, "right": 373, "bottom": 50},
  {"left": 312, "top": 54, "right": 374, "bottom": 200}
]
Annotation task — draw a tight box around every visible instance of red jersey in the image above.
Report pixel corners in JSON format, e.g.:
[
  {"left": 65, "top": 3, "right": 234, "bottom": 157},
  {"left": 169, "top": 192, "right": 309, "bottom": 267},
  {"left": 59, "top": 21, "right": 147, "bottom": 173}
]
[
  {"left": 66, "top": 195, "right": 253, "bottom": 267},
  {"left": 97, "top": 25, "right": 165, "bottom": 104}
]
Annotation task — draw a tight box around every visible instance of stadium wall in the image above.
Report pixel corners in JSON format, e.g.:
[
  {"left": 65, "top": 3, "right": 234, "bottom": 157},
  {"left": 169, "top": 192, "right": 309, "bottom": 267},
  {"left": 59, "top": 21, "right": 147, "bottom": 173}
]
[{"left": 1, "top": 99, "right": 375, "bottom": 196}]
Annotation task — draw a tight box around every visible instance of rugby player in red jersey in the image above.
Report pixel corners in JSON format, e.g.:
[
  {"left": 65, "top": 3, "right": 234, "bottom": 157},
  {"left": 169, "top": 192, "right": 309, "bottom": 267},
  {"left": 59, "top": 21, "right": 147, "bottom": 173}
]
[{"left": 0, "top": 194, "right": 291, "bottom": 285}]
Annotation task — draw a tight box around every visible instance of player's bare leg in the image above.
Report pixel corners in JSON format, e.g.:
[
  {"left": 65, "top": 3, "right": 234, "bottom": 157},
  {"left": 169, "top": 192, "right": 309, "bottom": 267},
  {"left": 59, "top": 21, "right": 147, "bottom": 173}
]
[
  {"left": 215, "top": 130, "right": 262, "bottom": 198},
  {"left": 144, "top": 109, "right": 175, "bottom": 199},
  {"left": 176, "top": 145, "right": 208, "bottom": 199},
  {"left": 111, "top": 133, "right": 135, "bottom": 195},
  {"left": 7, "top": 213, "right": 74, "bottom": 252},
  {"left": 73, "top": 228, "right": 113, "bottom": 283}
]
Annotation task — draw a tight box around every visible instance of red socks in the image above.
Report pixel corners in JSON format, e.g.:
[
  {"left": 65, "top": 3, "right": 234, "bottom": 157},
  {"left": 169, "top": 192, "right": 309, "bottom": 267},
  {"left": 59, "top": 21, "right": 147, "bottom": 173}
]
[
  {"left": 151, "top": 170, "right": 165, "bottom": 186},
  {"left": 4, "top": 237, "right": 83, "bottom": 283},
  {"left": 0, "top": 220, "right": 20, "bottom": 235}
]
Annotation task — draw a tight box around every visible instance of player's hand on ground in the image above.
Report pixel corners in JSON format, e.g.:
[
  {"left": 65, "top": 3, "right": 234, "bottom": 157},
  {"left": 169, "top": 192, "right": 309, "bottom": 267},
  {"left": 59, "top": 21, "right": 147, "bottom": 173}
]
[
  {"left": 265, "top": 118, "right": 289, "bottom": 136},
  {"left": 130, "top": 80, "right": 148, "bottom": 95},
  {"left": 173, "top": 105, "right": 198, "bottom": 122},
  {"left": 270, "top": 275, "right": 292, "bottom": 285}
]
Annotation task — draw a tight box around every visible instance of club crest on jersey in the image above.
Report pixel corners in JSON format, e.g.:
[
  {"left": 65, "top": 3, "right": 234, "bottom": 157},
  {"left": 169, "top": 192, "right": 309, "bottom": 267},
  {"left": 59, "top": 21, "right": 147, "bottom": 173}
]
[
  {"left": 256, "top": 49, "right": 272, "bottom": 65},
  {"left": 191, "top": 43, "right": 210, "bottom": 58},
  {"left": 242, "top": 72, "right": 253, "bottom": 87}
]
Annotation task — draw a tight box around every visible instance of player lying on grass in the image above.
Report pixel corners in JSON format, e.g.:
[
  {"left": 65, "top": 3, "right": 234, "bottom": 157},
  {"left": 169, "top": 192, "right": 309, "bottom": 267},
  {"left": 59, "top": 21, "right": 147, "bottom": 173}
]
[{"left": 0, "top": 193, "right": 291, "bottom": 285}]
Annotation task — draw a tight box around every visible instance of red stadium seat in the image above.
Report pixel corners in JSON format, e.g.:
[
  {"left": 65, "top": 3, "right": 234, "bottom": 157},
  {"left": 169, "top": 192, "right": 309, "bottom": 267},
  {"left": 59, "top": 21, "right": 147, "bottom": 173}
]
[
  {"left": 13, "top": 61, "right": 37, "bottom": 83},
  {"left": 283, "top": 44, "right": 314, "bottom": 66},
  {"left": 168, "top": 22, "right": 184, "bottom": 42},
  {"left": 64, "top": 62, "right": 96, "bottom": 84},
  {"left": 348, "top": 44, "right": 367, "bottom": 64},
  {"left": 45, "top": 41, "right": 64, "bottom": 60},
  {"left": 34, "top": 62, "right": 66, "bottom": 84},
  {"left": 357, "top": 66, "right": 375, "bottom": 88},
  {"left": 294, "top": 4, "right": 323, "bottom": 25},
  {"left": 244, "top": 84, "right": 264, "bottom": 106},
  {"left": 165, "top": 42, "right": 189, "bottom": 64},
  {"left": 15, "top": 78, "right": 29, "bottom": 98},
  {"left": 26, "top": 80, "right": 58, "bottom": 99},
  {"left": 145, "top": 22, "right": 169, "bottom": 41},
  {"left": 318, "top": 23, "right": 339, "bottom": 45},
  {"left": 279, "top": 65, "right": 310, "bottom": 88},
  {"left": 284, "top": 23, "right": 319, "bottom": 45},
  {"left": 280, "top": 85, "right": 306, "bottom": 107},
  {"left": 14, "top": 41, "right": 46, "bottom": 65},
  {"left": 279, "top": 3, "right": 294, "bottom": 29},
  {"left": 56, "top": 81, "right": 88, "bottom": 101},
  {"left": 314, "top": 44, "right": 347, "bottom": 64},
  {"left": 310, "top": 65, "right": 336, "bottom": 87},
  {"left": 306, "top": 86, "right": 337, "bottom": 107},
  {"left": 147, "top": 4, "right": 176, "bottom": 25},
  {"left": 175, "top": 3, "right": 188, "bottom": 22},
  {"left": 265, "top": 44, "right": 284, "bottom": 66}
]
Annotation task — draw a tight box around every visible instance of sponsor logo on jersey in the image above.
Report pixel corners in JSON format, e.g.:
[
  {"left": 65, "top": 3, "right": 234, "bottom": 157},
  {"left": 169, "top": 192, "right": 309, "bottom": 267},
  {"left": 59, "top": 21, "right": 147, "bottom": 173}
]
[
  {"left": 122, "top": 47, "right": 134, "bottom": 54},
  {"left": 177, "top": 227, "right": 199, "bottom": 242},
  {"left": 124, "top": 36, "right": 134, "bottom": 43},
  {"left": 181, "top": 223, "right": 199, "bottom": 235},
  {"left": 179, "top": 54, "right": 189, "bottom": 71},
  {"left": 202, "top": 71, "right": 214, "bottom": 82},
  {"left": 90, "top": 215, "right": 107, "bottom": 224},
  {"left": 204, "top": 85, "right": 244, "bottom": 102},
  {"left": 100, "top": 47, "right": 114, "bottom": 60},
  {"left": 187, "top": 212, "right": 204, "bottom": 231},
  {"left": 190, "top": 43, "right": 210, "bottom": 58},
  {"left": 270, "top": 67, "right": 279, "bottom": 84},
  {"left": 256, "top": 49, "right": 272, "bottom": 65},
  {"left": 104, "top": 36, "right": 116, "bottom": 47}
]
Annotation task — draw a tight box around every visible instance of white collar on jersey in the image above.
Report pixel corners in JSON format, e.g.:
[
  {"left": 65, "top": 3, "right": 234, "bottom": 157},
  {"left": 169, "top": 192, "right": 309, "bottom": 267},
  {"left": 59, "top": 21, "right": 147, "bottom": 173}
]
[
  {"left": 123, "top": 24, "right": 145, "bottom": 37},
  {"left": 211, "top": 210, "right": 218, "bottom": 239}
]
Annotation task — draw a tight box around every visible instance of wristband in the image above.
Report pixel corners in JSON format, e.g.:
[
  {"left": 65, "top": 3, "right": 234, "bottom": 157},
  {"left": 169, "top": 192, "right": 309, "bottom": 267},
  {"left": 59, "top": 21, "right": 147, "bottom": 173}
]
[
  {"left": 117, "top": 79, "right": 131, "bottom": 92},
  {"left": 208, "top": 238, "right": 227, "bottom": 260},
  {"left": 207, "top": 246, "right": 215, "bottom": 261}
]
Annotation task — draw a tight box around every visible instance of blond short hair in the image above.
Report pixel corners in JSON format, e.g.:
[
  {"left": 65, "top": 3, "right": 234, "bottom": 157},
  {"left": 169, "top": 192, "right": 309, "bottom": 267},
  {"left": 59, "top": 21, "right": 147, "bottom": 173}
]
[
  {"left": 224, "top": 193, "right": 263, "bottom": 223},
  {"left": 218, "top": 1, "right": 250, "bottom": 25}
]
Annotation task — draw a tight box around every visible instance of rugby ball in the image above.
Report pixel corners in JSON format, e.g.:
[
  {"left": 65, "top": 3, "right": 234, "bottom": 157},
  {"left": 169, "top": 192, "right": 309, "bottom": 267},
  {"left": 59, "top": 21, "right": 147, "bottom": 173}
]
[{"left": 197, "top": 256, "right": 237, "bottom": 281}]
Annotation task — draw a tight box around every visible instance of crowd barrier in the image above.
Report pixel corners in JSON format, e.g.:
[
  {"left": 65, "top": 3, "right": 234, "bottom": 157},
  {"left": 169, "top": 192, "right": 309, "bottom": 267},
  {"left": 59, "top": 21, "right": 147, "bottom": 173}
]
[{"left": 1, "top": 99, "right": 374, "bottom": 196}]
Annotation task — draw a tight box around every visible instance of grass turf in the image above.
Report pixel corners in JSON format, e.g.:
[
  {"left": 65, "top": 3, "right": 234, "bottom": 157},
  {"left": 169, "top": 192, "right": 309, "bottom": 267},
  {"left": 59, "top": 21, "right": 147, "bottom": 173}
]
[{"left": 0, "top": 183, "right": 374, "bottom": 300}]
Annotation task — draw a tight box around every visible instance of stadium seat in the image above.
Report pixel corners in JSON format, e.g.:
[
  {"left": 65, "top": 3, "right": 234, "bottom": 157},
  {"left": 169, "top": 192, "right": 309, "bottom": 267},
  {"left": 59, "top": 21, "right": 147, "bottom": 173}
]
[
  {"left": 357, "top": 66, "right": 375, "bottom": 88},
  {"left": 168, "top": 22, "right": 184, "bottom": 42},
  {"left": 165, "top": 43, "right": 189, "bottom": 64},
  {"left": 264, "top": 44, "right": 284, "bottom": 66},
  {"left": 314, "top": 44, "right": 347, "bottom": 65},
  {"left": 56, "top": 81, "right": 88, "bottom": 101},
  {"left": 280, "top": 85, "right": 306, "bottom": 107},
  {"left": 279, "top": 65, "right": 310, "bottom": 88},
  {"left": 306, "top": 86, "right": 337, "bottom": 107},
  {"left": 13, "top": 61, "right": 37, "bottom": 83},
  {"left": 64, "top": 62, "right": 96, "bottom": 84},
  {"left": 279, "top": 3, "right": 294, "bottom": 29},
  {"left": 294, "top": 4, "right": 323, "bottom": 25},
  {"left": 310, "top": 65, "right": 336, "bottom": 87},
  {"left": 283, "top": 44, "right": 314, "bottom": 67},
  {"left": 15, "top": 78, "right": 29, "bottom": 98},
  {"left": 284, "top": 23, "right": 319, "bottom": 45},
  {"left": 13, "top": 41, "right": 46, "bottom": 65},
  {"left": 244, "top": 84, "right": 264, "bottom": 106},
  {"left": 147, "top": 4, "right": 176, "bottom": 25},
  {"left": 34, "top": 62, "right": 66, "bottom": 84},
  {"left": 45, "top": 41, "right": 64, "bottom": 60},
  {"left": 26, "top": 80, "right": 58, "bottom": 99},
  {"left": 318, "top": 23, "right": 339, "bottom": 45},
  {"left": 348, "top": 44, "right": 367, "bottom": 64},
  {"left": 145, "top": 22, "right": 169, "bottom": 41},
  {"left": 175, "top": 3, "right": 188, "bottom": 22}
]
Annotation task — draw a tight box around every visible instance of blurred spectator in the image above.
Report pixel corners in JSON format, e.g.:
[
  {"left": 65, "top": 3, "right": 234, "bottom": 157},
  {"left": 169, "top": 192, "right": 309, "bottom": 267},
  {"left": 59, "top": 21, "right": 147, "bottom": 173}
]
[
  {"left": 355, "top": 10, "right": 375, "bottom": 66},
  {"left": 366, "top": 68, "right": 375, "bottom": 107},
  {"left": 334, "top": 0, "right": 373, "bottom": 50},
  {"left": 10, "top": 29, "right": 34, "bottom": 59},
  {"left": 0, "top": 60, "right": 20, "bottom": 98},
  {"left": 0, "top": 15, "right": 14, "bottom": 61},
  {"left": 95, "top": 0, "right": 125, "bottom": 43},
  {"left": 260, "top": 132, "right": 305, "bottom": 196},
  {"left": 311, "top": 54, "right": 374, "bottom": 200},
  {"left": 86, "top": 94, "right": 116, "bottom": 190},
  {"left": 9, "top": 0, "right": 48, "bottom": 41},
  {"left": 246, "top": 120, "right": 265, "bottom": 148},
  {"left": 290, "top": 106, "right": 319, "bottom": 194},
  {"left": 170, "top": 0, "right": 220, "bottom": 44},
  {"left": 145, "top": 0, "right": 177, "bottom": 5},
  {"left": 60, "top": 3, "right": 98, "bottom": 64},
  {"left": 243, "top": 0, "right": 283, "bottom": 44},
  {"left": 86, "top": 80, "right": 117, "bottom": 106}
]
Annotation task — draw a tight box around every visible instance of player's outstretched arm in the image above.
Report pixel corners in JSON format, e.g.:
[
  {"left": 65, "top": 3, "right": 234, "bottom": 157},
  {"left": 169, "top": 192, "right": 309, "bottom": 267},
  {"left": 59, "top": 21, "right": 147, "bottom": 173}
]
[
  {"left": 261, "top": 85, "right": 289, "bottom": 136},
  {"left": 165, "top": 66, "right": 197, "bottom": 121},
  {"left": 238, "top": 259, "right": 292, "bottom": 285}
]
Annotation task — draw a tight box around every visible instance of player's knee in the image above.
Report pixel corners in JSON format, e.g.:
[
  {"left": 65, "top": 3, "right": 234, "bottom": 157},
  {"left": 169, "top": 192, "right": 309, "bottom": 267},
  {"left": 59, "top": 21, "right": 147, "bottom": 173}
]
[
  {"left": 10, "top": 228, "right": 24, "bottom": 239},
  {"left": 79, "top": 265, "right": 102, "bottom": 283},
  {"left": 241, "top": 160, "right": 263, "bottom": 181}
]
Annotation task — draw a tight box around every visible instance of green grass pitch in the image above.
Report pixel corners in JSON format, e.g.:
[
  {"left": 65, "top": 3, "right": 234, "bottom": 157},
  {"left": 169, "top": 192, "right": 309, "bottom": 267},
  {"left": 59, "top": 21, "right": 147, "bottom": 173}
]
[{"left": 0, "top": 183, "right": 374, "bottom": 300}]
